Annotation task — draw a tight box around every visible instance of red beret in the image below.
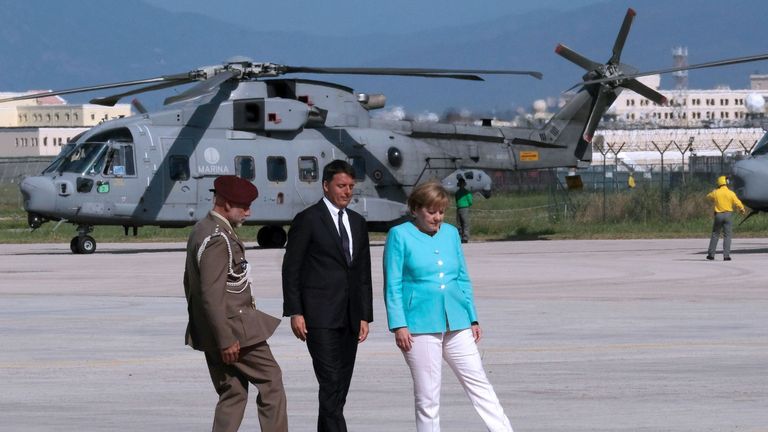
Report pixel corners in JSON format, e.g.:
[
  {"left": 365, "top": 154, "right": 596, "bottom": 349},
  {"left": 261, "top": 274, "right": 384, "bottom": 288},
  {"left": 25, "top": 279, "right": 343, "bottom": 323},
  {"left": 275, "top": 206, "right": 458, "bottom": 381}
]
[{"left": 212, "top": 175, "right": 258, "bottom": 206}]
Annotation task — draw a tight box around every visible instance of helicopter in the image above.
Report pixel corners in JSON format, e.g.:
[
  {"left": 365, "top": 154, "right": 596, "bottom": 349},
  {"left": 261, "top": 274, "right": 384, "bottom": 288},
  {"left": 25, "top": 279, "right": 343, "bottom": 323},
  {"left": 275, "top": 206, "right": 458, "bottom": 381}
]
[
  {"left": 730, "top": 130, "right": 768, "bottom": 218},
  {"left": 5, "top": 8, "right": 768, "bottom": 254}
]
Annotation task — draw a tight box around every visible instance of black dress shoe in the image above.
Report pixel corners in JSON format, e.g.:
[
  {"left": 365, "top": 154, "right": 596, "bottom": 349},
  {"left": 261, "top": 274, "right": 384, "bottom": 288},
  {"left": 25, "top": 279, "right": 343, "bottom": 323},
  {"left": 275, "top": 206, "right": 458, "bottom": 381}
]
[
  {"left": 706, "top": 255, "right": 714, "bottom": 260},
  {"left": 724, "top": 257, "right": 732, "bottom": 261}
]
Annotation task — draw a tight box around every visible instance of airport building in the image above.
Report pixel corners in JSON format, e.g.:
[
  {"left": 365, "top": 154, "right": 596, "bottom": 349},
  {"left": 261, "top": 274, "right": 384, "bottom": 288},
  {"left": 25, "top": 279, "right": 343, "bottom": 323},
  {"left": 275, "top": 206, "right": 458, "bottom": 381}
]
[
  {"left": 0, "top": 91, "right": 131, "bottom": 157},
  {"left": 603, "top": 74, "right": 768, "bottom": 129}
]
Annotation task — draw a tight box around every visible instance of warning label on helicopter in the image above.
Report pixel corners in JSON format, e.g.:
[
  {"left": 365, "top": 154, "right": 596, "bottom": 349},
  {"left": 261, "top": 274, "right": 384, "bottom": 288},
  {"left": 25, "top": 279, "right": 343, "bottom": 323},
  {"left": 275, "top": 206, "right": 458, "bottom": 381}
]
[{"left": 520, "top": 151, "right": 539, "bottom": 161}]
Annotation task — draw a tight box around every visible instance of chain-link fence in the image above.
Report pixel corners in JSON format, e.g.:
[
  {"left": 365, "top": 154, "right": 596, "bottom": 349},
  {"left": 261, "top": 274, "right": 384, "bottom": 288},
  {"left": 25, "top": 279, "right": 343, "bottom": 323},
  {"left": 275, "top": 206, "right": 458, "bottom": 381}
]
[{"left": 0, "top": 157, "right": 54, "bottom": 184}]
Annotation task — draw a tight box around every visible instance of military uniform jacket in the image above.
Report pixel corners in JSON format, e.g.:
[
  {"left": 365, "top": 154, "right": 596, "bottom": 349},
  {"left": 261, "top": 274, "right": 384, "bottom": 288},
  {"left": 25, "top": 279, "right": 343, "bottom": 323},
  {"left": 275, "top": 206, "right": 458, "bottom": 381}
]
[{"left": 184, "top": 212, "right": 280, "bottom": 352}]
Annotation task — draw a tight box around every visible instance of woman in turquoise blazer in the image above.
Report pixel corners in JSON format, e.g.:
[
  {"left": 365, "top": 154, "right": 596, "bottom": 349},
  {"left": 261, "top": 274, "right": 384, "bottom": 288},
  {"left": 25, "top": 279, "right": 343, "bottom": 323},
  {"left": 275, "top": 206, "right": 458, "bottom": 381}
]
[{"left": 383, "top": 181, "right": 513, "bottom": 432}]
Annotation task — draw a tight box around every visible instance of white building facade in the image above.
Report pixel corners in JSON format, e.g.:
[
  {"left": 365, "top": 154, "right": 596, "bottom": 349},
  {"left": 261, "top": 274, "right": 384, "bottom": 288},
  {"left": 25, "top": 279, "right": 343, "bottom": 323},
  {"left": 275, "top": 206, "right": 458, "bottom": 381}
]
[
  {"left": 0, "top": 91, "right": 131, "bottom": 157},
  {"left": 605, "top": 75, "right": 768, "bottom": 128}
]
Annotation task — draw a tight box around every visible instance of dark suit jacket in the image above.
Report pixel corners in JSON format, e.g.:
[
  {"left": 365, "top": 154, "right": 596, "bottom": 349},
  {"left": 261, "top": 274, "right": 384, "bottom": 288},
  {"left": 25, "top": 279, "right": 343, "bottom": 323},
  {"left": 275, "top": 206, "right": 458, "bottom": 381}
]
[
  {"left": 282, "top": 200, "right": 373, "bottom": 334},
  {"left": 184, "top": 212, "right": 280, "bottom": 352}
]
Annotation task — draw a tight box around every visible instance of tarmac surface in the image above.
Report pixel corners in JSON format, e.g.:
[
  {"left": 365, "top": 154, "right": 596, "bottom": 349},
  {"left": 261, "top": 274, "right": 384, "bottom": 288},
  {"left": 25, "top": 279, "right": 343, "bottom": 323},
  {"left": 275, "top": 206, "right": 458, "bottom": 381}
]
[{"left": 1, "top": 238, "right": 767, "bottom": 432}]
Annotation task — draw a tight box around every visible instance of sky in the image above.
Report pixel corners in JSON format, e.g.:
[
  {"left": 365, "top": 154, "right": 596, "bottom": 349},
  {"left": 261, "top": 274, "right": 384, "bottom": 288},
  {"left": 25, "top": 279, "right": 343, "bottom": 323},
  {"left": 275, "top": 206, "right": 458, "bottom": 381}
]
[{"left": 143, "top": 0, "right": 605, "bottom": 36}]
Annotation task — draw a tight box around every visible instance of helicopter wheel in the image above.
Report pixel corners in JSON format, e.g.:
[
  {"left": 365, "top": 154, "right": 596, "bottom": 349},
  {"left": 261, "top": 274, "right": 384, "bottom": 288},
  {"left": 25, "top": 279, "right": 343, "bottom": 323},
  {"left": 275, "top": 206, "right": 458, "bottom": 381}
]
[
  {"left": 257, "top": 226, "right": 287, "bottom": 248},
  {"left": 70, "top": 237, "right": 81, "bottom": 254},
  {"left": 75, "top": 235, "right": 97, "bottom": 254}
]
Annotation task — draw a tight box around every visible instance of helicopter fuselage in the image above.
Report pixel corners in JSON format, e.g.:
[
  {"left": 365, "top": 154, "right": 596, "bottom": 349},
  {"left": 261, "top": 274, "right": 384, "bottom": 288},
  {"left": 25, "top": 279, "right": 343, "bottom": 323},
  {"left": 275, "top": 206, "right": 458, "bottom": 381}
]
[{"left": 20, "top": 78, "right": 593, "bottom": 252}]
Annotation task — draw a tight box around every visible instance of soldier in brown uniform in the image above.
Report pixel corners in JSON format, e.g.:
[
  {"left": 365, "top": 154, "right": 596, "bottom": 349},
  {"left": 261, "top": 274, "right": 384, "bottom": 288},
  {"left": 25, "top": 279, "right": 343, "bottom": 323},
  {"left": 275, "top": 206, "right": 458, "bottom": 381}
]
[{"left": 184, "top": 175, "right": 288, "bottom": 432}]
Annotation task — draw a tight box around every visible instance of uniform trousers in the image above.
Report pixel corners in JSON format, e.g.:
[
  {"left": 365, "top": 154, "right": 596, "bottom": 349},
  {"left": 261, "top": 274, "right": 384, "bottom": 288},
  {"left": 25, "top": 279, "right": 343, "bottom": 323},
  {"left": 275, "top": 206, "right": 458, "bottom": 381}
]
[
  {"left": 205, "top": 342, "right": 288, "bottom": 432},
  {"left": 457, "top": 207, "right": 470, "bottom": 242},
  {"left": 402, "top": 329, "right": 513, "bottom": 432},
  {"left": 707, "top": 211, "right": 733, "bottom": 258}
]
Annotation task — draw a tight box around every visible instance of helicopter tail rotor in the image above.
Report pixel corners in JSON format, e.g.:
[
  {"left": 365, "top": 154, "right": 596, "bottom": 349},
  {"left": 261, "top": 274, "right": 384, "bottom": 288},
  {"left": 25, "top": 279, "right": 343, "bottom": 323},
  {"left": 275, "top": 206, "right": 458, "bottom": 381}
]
[
  {"left": 556, "top": 8, "right": 768, "bottom": 143},
  {"left": 555, "top": 8, "right": 665, "bottom": 143}
]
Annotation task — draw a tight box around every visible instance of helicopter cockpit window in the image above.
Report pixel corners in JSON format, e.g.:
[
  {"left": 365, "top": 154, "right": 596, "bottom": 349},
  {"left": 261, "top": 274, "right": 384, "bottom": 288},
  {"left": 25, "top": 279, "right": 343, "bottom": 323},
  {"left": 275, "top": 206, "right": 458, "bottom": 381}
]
[
  {"left": 752, "top": 133, "right": 768, "bottom": 156},
  {"left": 236, "top": 156, "right": 255, "bottom": 180},
  {"left": 43, "top": 142, "right": 78, "bottom": 174},
  {"left": 298, "top": 157, "right": 318, "bottom": 182},
  {"left": 169, "top": 155, "right": 190, "bottom": 181},
  {"left": 102, "top": 143, "right": 136, "bottom": 177},
  {"left": 267, "top": 156, "right": 287, "bottom": 182},
  {"left": 349, "top": 157, "right": 366, "bottom": 181},
  {"left": 58, "top": 142, "right": 108, "bottom": 175}
]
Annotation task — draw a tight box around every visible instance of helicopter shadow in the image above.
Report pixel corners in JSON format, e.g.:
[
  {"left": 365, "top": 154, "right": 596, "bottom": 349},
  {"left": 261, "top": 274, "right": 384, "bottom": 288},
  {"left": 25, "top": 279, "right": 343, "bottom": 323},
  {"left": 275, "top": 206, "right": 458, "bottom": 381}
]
[
  {"left": 11, "top": 246, "right": 188, "bottom": 256},
  {"left": 493, "top": 227, "right": 556, "bottom": 242},
  {"left": 724, "top": 247, "right": 768, "bottom": 255}
]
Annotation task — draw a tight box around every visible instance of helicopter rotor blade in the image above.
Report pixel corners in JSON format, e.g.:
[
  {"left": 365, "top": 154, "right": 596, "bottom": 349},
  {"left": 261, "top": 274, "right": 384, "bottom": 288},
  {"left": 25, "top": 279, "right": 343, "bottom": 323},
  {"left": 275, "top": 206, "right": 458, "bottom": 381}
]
[
  {"left": 583, "top": 89, "right": 610, "bottom": 143},
  {"left": 575, "top": 52, "right": 768, "bottom": 88},
  {"left": 164, "top": 70, "right": 238, "bottom": 105},
  {"left": 0, "top": 73, "right": 192, "bottom": 104},
  {"left": 282, "top": 66, "right": 543, "bottom": 80},
  {"left": 609, "top": 8, "right": 636, "bottom": 65},
  {"left": 131, "top": 98, "right": 148, "bottom": 114},
  {"left": 555, "top": 44, "right": 601, "bottom": 72},
  {"left": 620, "top": 78, "right": 667, "bottom": 105},
  {"left": 90, "top": 78, "right": 195, "bottom": 106}
]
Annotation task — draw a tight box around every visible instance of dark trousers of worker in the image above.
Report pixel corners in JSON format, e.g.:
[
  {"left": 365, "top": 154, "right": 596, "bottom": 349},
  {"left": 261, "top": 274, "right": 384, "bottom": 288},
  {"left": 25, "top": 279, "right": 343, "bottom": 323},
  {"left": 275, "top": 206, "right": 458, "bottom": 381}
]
[
  {"left": 457, "top": 207, "right": 470, "bottom": 242},
  {"left": 707, "top": 211, "right": 733, "bottom": 259},
  {"left": 306, "top": 325, "right": 359, "bottom": 432},
  {"left": 205, "top": 342, "right": 288, "bottom": 432}
]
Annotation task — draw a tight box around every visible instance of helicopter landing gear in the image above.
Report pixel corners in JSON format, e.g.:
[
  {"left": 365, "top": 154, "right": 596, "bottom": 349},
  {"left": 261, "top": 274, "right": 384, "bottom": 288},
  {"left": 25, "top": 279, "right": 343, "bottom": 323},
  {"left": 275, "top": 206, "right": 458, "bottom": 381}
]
[
  {"left": 70, "top": 225, "right": 97, "bottom": 254},
  {"left": 257, "top": 225, "right": 287, "bottom": 248}
]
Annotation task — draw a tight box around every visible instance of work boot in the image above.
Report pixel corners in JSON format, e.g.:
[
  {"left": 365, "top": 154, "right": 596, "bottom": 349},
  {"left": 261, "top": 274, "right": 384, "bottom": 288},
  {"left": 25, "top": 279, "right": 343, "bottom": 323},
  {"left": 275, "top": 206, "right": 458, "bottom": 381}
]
[
  {"left": 724, "top": 257, "right": 732, "bottom": 261},
  {"left": 706, "top": 255, "right": 714, "bottom": 260}
]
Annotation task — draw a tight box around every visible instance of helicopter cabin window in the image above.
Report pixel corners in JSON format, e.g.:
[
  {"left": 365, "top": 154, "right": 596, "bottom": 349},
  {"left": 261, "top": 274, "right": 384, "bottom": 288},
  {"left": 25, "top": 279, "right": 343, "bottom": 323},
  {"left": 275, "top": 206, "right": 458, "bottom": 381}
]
[
  {"left": 349, "top": 157, "right": 366, "bottom": 181},
  {"left": 169, "top": 155, "right": 190, "bottom": 181},
  {"left": 267, "top": 156, "right": 287, "bottom": 182},
  {"left": 102, "top": 143, "right": 136, "bottom": 177},
  {"left": 236, "top": 156, "right": 255, "bottom": 180},
  {"left": 298, "top": 157, "right": 318, "bottom": 182}
]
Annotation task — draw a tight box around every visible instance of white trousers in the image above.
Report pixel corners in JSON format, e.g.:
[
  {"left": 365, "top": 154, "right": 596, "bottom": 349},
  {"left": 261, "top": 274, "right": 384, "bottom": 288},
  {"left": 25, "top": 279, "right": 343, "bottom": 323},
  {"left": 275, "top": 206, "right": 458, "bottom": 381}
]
[{"left": 402, "top": 329, "right": 513, "bottom": 432}]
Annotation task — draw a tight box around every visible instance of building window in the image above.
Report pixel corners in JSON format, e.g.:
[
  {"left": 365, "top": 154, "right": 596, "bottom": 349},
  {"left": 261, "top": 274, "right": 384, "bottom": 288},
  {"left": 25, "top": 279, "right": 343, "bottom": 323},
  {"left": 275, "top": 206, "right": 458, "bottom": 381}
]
[{"left": 267, "top": 156, "right": 287, "bottom": 182}]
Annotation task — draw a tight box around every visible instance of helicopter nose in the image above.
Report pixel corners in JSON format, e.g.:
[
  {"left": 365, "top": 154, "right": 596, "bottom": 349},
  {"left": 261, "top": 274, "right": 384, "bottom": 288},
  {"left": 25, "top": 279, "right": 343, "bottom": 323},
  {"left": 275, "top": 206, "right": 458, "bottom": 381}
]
[
  {"left": 731, "top": 159, "right": 768, "bottom": 211},
  {"left": 20, "top": 175, "right": 57, "bottom": 215}
]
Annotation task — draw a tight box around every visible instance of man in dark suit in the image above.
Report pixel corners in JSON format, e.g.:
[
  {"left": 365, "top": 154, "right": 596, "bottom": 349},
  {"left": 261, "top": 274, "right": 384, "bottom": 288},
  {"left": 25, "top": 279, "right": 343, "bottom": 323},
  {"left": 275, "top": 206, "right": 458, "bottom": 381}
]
[
  {"left": 185, "top": 175, "right": 288, "bottom": 432},
  {"left": 282, "top": 160, "right": 373, "bottom": 432}
]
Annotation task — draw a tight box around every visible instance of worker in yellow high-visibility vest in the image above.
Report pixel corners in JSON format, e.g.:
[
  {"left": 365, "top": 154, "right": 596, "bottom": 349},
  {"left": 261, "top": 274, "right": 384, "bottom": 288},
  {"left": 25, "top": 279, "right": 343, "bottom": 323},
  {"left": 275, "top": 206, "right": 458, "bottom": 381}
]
[{"left": 706, "top": 176, "right": 746, "bottom": 261}]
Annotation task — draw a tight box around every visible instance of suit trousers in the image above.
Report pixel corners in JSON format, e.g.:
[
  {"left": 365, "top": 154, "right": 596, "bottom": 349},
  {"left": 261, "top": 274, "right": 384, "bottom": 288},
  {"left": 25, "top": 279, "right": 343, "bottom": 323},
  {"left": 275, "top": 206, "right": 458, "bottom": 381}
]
[
  {"left": 205, "top": 342, "right": 288, "bottom": 432},
  {"left": 707, "top": 211, "right": 733, "bottom": 258},
  {"left": 402, "top": 329, "right": 513, "bottom": 432},
  {"left": 306, "top": 326, "right": 359, "bottom": 432}
]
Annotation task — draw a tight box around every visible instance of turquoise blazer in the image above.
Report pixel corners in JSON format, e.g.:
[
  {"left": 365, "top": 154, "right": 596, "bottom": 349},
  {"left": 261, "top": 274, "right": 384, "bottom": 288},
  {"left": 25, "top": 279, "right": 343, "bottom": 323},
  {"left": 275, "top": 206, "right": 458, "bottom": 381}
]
[{"left": 383, "top": 221, "right": 478, "bottom": 334}]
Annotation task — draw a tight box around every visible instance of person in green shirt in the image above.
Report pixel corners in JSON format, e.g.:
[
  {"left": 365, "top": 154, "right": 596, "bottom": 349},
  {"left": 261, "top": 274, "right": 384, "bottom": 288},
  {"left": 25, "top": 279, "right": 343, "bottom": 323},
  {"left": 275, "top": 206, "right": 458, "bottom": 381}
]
[{"left": 455, "top": 177, "right": 473, "bottom": 243}]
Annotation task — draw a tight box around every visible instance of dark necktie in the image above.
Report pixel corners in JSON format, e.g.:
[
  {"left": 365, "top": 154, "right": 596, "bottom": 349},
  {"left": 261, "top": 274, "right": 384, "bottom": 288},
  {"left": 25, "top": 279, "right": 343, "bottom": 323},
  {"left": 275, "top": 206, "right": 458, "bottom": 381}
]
[{"left": 338, "top": 209, "right": 352, "bottom": 265}]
